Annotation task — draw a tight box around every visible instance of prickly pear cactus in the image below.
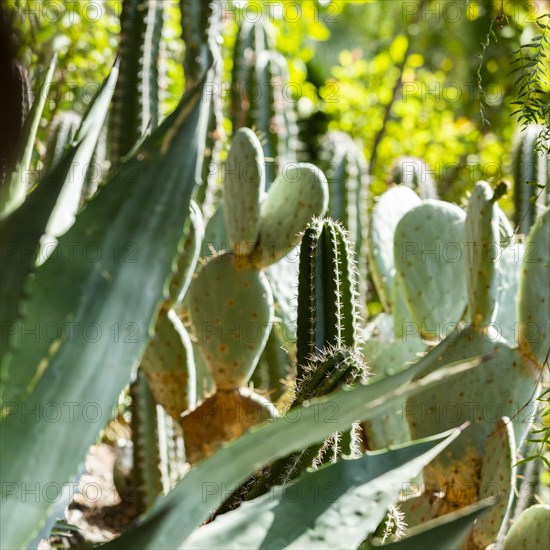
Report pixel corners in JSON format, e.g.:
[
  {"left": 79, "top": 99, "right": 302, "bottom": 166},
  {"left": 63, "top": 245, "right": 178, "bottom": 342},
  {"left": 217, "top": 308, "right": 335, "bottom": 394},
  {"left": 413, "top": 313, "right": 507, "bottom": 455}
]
[
  {"left": 368, "top": 186, "right": 421, "bottom": 311},
  {"left": 188, "top": 251, "right": 274, "bottom": 390},
  {"left": 141, "top": 307, "right": 196, "bottom": 420},
  {"left": 467, "top": 417, "right": 516, "bottom": 549},
  {"left": 140, "top": 201, "right": 204, "bottom": 418},
  {"left": 390, "top": 156, "right": 438, "bottom": 199},
  {"left": 511, "top": 124, "right": 549, "bottom": 234},
  {"left": 224, "top": 128, "right": 265, "bottom": 253},
  {"left": 502, "top": 504, "right": 550, "bottom": 550},
  {"left": 517, "top": 208, "right": 549, "bottom": 365},
  {"left": 252, "top": 164, "right": 328, "bottom": 268},
  {"left": 399, "top": 195, "right": 546, "bottom": 532},
  {"left": 183, "top": 129, "right": 328, "bottom": 463},
  {"left": 181, "top": 387, "right": 278, "bottom": 464},
  {"left": 394, "top": 200, "right": 467, "bottom": 341},
  {"left": 463, "top": 181, "right": 509, "bottom": 326}
]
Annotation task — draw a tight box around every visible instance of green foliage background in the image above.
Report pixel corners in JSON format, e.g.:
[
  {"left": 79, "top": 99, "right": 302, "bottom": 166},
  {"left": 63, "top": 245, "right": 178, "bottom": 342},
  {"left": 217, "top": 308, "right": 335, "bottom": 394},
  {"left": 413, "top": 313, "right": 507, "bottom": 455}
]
[{"left": 7, "top": 0, "right": 549, "bottom": 211}]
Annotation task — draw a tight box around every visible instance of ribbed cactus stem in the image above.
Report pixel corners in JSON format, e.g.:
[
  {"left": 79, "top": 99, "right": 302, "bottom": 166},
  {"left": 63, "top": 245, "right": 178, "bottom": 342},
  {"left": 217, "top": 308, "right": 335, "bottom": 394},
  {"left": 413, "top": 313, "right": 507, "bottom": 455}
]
[
  {"left": 231, "top": 18, "right": 299, "bottom": 183},
  {"left": 181, "top": 1, "right": 224, "bottom": 219},
  {"left": 109, "top": 0, "right": 165, "bottom": 164},
  {"left": 129, "top": 368, "right": 163, "bottom": 514},
  {"left": 296, "top": 218, "right": 361, "bottom": 379}
]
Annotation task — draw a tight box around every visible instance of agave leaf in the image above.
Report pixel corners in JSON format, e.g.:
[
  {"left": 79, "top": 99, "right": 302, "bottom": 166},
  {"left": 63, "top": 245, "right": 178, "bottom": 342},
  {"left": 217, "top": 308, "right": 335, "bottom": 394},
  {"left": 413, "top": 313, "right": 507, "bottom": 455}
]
[
  {"left": 0, "top": 63, "right": 119, "bottom": 365},
  {"left": 374, "top": 499, "right": 493, "bottom": 550},
  {"left": 0, "top": 54, "right": 57, "bottom": 218},
  {"left": 103, "top": 355, "right": 488, "bottom": 548},
  {"left": 0, "top": 79, "right": 210, "bottom": 549},
  {"left": 182, "top": 431, "right": 462, "bottom": 549}
]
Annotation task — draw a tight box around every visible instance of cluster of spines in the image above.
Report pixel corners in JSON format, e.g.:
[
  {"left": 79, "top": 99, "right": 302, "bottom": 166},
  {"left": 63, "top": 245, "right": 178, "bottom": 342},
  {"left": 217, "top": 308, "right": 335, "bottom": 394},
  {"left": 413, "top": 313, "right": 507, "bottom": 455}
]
[{"left": 296, "top": 218, "right": 362, "bottom": 379}]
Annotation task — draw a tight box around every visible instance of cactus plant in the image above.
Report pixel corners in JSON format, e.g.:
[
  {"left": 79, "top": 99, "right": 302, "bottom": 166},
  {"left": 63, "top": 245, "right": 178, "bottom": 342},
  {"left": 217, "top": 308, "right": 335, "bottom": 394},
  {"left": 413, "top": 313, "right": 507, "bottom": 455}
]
[
  {"left": 230, "top": 18, "right": 300, "bottom": 183},
  {"left": 129, "top": 368, "right": 163, "bottom": 513},
  {"left": 390, "top": 156, "right": 438, "bottom": 199},
  {"left": 511, "top": 124, "right": 549, "bottom": 234},
  {"left": 109, "top": 0, "right": 165, "bottom": 164},
  {"left": 502, "top": 504, "right": 550, "bottom": 549},
  {"left": 367, "top": 186, "right": 421, "bottom": 311},
  {"left": 218, "top": 218, "right": 366, "bottom": 509},
  {"left": 182, "top": 128, "right": 328, "bottom": 463},
  {"left": 398, "top": 196, "right": 547, "bottom": 533},
  {"left": 318, "top": 131, "right": 370, "bottom": 300},
  {"left": 393, "top": 200, "right": 468, "bottom": 341},
  {"left": 181, "top": 0, "right": 225, "bottom": 218},
  {"left": 463, "top": 180, "right": 509, "bottom": 326}
]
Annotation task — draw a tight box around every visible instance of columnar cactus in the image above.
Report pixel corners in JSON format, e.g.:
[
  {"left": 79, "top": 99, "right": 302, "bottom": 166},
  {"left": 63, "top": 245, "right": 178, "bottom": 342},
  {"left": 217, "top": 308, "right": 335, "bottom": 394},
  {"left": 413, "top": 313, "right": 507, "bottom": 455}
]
[
  {"left": 182, "top": 128, "right": 328, "bottom": 463},
  {"left": 230, "top": 18, "right": 300, "bottom": 183},
  {"left": 181, "top": 0, "right": 224, "bottom": 218},
  {"left": 390, "top": 156, "right": 438, "bottom": 199},
  {"left": 217, "top": 218, "right": 366, "bottom": 511},
  {"left": 296, "top": 218, "right": 362, "bottom": 377},
  {"left": 109, "top": 0, "right": 165, "bottom": 164},
  {"left": 511, "top": 124, "right": 549, "bottom": 234},
  {"left": 129, "top": 368, "right": 163, "bottom": 513}
]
